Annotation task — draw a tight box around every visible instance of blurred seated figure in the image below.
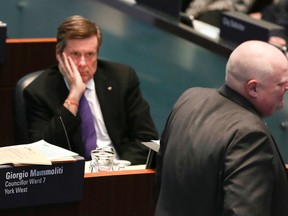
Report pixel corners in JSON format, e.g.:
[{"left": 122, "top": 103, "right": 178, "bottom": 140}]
[
  {"left": 253, "top": 0, "right": 288, "bottom": 47},
  {"left": 184, "top": 0, "right": 272, "bottom": 26}
]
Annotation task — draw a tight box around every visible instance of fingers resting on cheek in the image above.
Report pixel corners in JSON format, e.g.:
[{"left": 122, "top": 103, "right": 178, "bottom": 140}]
[{"left": 57, "top": 52, "right": 76, "bottom": 80}]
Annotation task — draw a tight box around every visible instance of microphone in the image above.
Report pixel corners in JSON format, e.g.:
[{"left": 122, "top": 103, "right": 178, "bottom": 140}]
[{"left": 58, "top": 116, "right": 72, "bottom": 151}]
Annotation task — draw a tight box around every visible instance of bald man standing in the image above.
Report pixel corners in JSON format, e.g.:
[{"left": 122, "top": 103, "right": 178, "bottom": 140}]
[{"left": 155, "top": 41, "right": 288, "bottom": 216}]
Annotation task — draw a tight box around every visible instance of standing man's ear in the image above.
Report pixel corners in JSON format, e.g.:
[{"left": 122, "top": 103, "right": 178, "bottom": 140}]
[{"left": 246, "top": 79, "right": 258, "bottom": 97}]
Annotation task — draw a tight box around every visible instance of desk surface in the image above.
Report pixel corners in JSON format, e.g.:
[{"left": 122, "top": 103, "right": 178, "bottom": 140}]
[
  {"left": 96, "top": 0, "right": 236, "bottom": 57},
  {"left": 0, "top": 169, "right": 156, "bottom": 216}
]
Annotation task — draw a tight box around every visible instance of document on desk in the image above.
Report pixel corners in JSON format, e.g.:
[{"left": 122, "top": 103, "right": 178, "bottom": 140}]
[
  {"left": 0, "top": 144, "right": 51, "bottom": 165},
  {"left": 0, "top": 140, "right": 84, "bottom": 209},
  {"left": 24, "top": 140, "right": 78, "bottom": 161},
  {"left": 0, "top": 140, "right": 78, "bottom": 166}
]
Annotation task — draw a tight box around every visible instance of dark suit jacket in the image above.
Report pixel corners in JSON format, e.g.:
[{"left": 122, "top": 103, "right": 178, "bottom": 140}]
[
  {"left": 24, "top": 59, "right": 158, "bottom": 164},
  {"left": 155, "top": 85, "right": 288, "bottom": 216}
]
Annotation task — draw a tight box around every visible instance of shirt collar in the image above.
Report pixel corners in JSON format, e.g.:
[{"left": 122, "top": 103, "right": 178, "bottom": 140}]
[
  {"left": 86, "top": 78, "right": 95, "bottom": 91},
  {"left": 63, "top": 77, "right": 95, "bottom": 91},
  {"left": 218, "top": 84, "right": 261, "bottom": 117}
]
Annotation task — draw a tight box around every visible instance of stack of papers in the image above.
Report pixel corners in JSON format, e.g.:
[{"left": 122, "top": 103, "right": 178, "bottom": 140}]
[{"left": 0, "top": 140, "right": 78, "bottom": 166}]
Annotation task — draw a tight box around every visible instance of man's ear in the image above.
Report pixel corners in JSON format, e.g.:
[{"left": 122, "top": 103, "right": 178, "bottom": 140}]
[{"left": 246, "top": 79, "right": 258, "bottom": 97}]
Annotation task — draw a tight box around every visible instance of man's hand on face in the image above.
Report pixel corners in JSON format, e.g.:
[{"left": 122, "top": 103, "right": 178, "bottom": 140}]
[{"left": 57, "top": 52, "right": 86, "bottom": 101}]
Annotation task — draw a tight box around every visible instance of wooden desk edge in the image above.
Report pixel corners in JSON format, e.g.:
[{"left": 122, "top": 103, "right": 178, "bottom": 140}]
[
  {"left": 6, "top": 38, "right": 56, "bottom": 43},
  {"left": 86, "top": 166, "right": 288, "bottom": 178},
  {"left": 84, "top": 168, "right": 156, "bottom": 178}
]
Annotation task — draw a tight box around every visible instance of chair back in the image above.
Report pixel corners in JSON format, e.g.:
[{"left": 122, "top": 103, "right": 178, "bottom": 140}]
[{"left": 14, "top": 70, "right": 44, "bottom": 144}]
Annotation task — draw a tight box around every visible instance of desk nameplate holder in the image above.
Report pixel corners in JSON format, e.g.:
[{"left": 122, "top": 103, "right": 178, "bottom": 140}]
[
  {"left": 220, "top": 11, "right": 285, "bottom": 44},
  {"left": 0, "top": 155, "right": 85, "bottom": 209},
  {"left": 142, "top": 141, "right": 160, "bottom": 169}
]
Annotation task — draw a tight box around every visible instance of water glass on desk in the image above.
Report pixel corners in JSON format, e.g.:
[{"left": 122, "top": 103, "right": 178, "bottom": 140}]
[
  {"left": 90, "top": 147, "right": 115, "bottom": 172},
  {"left": 89, "top": 147, "right": 132, "bottom": 172}
]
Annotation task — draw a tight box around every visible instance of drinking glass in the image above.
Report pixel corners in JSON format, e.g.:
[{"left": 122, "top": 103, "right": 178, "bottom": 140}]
[{"left": 90, "top": 146, "right": 115, "bottom": 172}]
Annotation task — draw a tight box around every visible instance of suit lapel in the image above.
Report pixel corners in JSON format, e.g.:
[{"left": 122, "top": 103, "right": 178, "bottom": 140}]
[{"left": 94, "top": 68, "right": 118, "bottom": 138}]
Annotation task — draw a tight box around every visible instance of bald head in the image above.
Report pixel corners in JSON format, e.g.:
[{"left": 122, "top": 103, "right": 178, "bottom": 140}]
[
  {"left": 225, "top": 40, "right": 288, "bottom": 116},
  {"left": 226, "top": 41, "right": 288, "bottom": 93}
]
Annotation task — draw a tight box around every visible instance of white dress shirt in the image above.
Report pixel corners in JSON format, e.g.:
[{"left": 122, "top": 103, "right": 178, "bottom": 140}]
[{"left": 65, "top": 78, "right": 119, "bottom": 158}]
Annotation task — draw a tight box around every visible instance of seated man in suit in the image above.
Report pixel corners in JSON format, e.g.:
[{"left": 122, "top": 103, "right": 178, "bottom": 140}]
[
  {"left": 24, "top": 15, "right": 158, "bottom": 164},
  {"left": 185, "top": 0, "right": 272, "bottom": 27},
  {"left": 156, "top": 40, "right": 288, "bottom": 215}
]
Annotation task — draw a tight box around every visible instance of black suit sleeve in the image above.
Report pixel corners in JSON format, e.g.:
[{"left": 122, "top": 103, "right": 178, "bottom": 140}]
[
  {"left": 222, "top": 131, "right": 276, "bottom": 215},
  {"left": 23, "top": 83, "right": 81, "bottom": 152}
]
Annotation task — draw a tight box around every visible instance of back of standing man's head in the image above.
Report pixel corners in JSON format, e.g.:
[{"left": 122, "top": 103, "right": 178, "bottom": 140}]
[{"left": 225, "top": 40, "right": 288, "bottom": 117}]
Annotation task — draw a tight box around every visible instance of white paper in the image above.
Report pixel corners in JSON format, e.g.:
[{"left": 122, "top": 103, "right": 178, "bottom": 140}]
[
  {"left": 24, "top": 140, "right": 78, "bottom": 160},
  {"left": 0, "top": 140, "right": 78, "bottom": 166},
  {"left": 193, "top": 19, "right": 220, "bottom": 40},
  {"left": 0, "top": 145, "right": 52, "bottom": 165}
]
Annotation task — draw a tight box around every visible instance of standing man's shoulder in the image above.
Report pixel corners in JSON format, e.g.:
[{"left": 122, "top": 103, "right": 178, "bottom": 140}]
[
  {"left": 180, "top": 87, "right": 216, "bottom": 100},
  {"left": 184, "top": 87, "right": 215, "bottom": 94}
]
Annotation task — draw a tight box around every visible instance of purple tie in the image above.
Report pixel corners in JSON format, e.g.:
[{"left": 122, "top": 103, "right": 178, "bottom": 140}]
[{"left": 78, "top": 94, "right": 97, "bottom": 160}]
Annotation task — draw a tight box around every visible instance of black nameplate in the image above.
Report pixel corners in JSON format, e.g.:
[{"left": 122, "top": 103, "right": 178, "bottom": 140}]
[
  {"left": 220, "top": 11, "right": 285, "bottom": 44},
  {"left": 0, "top": 156, "right": 85, "bottom": 209}
]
